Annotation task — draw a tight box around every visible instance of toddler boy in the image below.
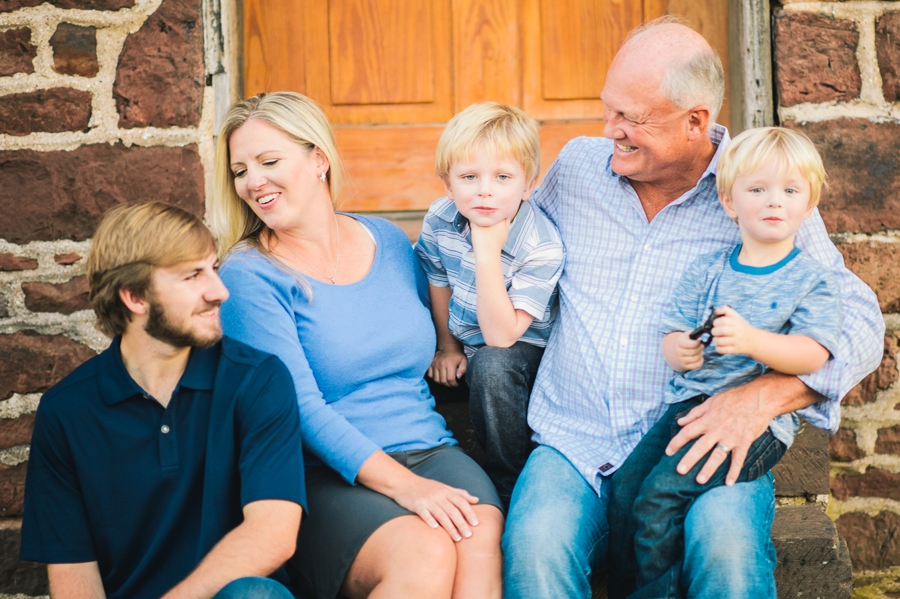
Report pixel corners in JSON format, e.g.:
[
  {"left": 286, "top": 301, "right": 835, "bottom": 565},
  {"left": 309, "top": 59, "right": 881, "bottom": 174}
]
[
  {"left": 415, "top": 102, "right": 564, "bottom": 505},
  {"left": 608, "top": 127, "right": 842, "bottom": 599}
]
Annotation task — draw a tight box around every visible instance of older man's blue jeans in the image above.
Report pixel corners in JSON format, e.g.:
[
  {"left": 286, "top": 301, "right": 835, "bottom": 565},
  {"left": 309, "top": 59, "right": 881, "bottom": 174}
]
[
  {"left": 502, "top": 445, "right": 777, "bottom": 599},
  {"left": 212, "top": 577, "right": 296, "bottom": 599}
]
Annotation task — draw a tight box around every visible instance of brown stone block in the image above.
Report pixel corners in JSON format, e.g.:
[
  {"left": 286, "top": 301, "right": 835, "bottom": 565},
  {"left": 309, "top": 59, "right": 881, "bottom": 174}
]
[
  {"left": 0, "top": 144, "right": 204, "bottom": 243},
  {"left": 787, "top": 119, "right": 900, "bottom": 233},
  {"left": 0, "top": 296, "right": 7, "bottom": 319},
  {"left": 0, "top": 28, "right": 35, "bottom": 76},
  {"left": 0, "top": 331, "right": 96, "bottom": 400},
  {"left": 875, "top": 425, "right": 900, "bottom": 455},
  {"left": 0, "top": 463, "right": 27, "bottom": 517},
  {"left": 831, "top": 467, "right": 900, "bottom": 501},
  {"left": 774, "top": 11, "right": 861, "bottom": 107},
  {"left": 53, "top": 252, "right": 81, "bottom": 265},
  {"left": 842, "top": 331, "right": 898, "bottom": 406},
  {"left": 0, "top": 519, "right": 48, "bottom": 595},
  {"left": 0, "top": 415, "right": 35, "bottom": 452},
  {"left": 772, "top": 506, "right": 852, "bottom": 598},
  {"left": 835, "top": 510, "right": 900, "bottom": 571},
  {"left": 773, "top": 421, "right": 829, "bottom": 496},
  {"left": 22, "top": 276, "right": 90, "bottom": 315},
  {"left": 838, "top": 243, "right": 900, "bottom": 312},
  {"left": 1, "top": 0, "right": 133, "bottom": 9},
  {"left": 114, "top": 0, "right": 204, "bottom": 128},
  {"left": 877, "top": 12, "right": 900, "bottom": 102},
  {"left": 830, "top": 428, "right": 865, "bottom": 462},
  {"left": 0, "top": 254, "right": 37, "bottom": 271},
  {"left": 0, "top": 88, "right": 92, "bottom": 136},
  {"left": 50, "top": 23, "right": 98, "bottom": 78},
  {"left": 0, "top": 518, "right": 49, "bottom": 597}
]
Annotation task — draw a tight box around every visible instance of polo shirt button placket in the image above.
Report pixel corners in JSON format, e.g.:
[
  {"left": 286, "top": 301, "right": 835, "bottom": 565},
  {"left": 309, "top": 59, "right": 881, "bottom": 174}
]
[{"left": 161, "top": 425, "right": 170, "bottom": 434}]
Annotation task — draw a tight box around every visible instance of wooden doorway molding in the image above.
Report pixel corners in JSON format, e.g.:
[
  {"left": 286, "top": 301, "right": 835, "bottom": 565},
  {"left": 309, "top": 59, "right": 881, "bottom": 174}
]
[
  {"left": 240, "top": 0, "right": 734, "bottom": 215},
  {"left": 727, "top": 0, "right": 774, "bottom": 133}
]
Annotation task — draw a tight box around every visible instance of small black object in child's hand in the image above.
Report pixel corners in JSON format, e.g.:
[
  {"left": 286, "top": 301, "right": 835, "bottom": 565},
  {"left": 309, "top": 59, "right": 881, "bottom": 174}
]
[{"left": 689, "top": 308, "right": 717, "bottom": 346}]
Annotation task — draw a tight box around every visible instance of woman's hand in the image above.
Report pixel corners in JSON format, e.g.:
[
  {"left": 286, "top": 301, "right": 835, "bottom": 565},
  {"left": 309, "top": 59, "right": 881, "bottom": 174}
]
[
  {"left": 428, "top": 349, "right": 468, "bottom": 387},
  {"left": 356, "top": 451, "right": 480, "bottom": 542}
]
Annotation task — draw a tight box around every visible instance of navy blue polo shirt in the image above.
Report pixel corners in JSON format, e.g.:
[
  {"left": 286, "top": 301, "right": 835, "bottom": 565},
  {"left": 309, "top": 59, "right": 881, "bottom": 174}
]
[{"left": 21, "top": 336, "right": 306, "bottom": 599}]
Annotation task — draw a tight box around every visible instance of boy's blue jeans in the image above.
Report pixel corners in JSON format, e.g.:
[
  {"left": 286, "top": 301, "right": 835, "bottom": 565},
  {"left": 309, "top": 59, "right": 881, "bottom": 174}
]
[
  {"left": 608, "top": 396, "right": 786, "bottom": 599},
  {"left": 465, "top": 341, "right": 544, "bottom": 504}
]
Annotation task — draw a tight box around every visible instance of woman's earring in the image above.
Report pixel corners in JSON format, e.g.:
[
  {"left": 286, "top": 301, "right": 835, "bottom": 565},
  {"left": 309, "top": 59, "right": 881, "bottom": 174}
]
[{"left": 319, "top": 171, "right": 327, "bottom": 183}]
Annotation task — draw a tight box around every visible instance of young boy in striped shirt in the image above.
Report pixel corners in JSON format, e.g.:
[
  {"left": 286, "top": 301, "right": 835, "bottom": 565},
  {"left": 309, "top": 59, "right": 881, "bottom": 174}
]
[{"left": 415, "top": 102, "right": 565, "bottom": 505}]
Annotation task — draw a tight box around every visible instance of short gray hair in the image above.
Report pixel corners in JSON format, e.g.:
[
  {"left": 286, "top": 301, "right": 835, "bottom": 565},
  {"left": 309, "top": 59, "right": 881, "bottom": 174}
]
[{"left": 626, "top": 16, "right": 725, "bottom": 123}]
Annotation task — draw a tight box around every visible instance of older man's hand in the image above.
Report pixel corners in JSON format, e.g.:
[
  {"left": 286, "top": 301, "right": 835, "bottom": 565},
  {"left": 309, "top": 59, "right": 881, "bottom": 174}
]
[{"left": 664, "top": 372, "right": 821, "bottom": 486}]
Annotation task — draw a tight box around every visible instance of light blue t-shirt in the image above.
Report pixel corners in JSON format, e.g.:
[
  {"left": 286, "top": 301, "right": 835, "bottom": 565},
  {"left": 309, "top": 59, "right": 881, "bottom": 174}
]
[
  {"left": 660, "top": 245, "right": 842, "bottom": 447},
  {"left": 219, "top": 215, "right": 456, "bottom": 484}
]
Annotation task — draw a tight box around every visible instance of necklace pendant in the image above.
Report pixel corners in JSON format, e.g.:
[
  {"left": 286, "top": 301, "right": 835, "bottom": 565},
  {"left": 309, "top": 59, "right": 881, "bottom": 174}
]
[{"left": 329, "top": 277, "right": 336, "bottom": 284}]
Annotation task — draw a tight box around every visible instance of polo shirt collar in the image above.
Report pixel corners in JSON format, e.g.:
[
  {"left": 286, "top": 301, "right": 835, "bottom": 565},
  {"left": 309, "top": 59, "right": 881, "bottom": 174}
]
[{"left": 98, "top": 337, "right": 219, "bottom": 405}]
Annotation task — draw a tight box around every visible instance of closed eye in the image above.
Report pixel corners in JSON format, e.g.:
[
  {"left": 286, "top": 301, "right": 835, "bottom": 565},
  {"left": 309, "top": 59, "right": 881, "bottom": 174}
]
[
  {"left": 263, "top": 159, "right": 278, "bottom": 167},
  {"left": 232, "top": 168, "right": 247, "bottom": 178}
]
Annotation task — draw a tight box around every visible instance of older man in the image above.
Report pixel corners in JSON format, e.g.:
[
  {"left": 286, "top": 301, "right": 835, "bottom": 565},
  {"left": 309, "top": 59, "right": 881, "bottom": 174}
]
[{"left": 502, "top": 18, "right": 883, "bottom": 599}]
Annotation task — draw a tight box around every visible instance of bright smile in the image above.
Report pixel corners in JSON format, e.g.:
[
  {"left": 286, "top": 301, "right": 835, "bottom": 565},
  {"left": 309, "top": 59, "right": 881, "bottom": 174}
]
[
  {"left": 256, "top": 192, "right": 279, "bottom": 206},
  {"left": 616, "top": 142, "right": 638, "bottom": 153}
]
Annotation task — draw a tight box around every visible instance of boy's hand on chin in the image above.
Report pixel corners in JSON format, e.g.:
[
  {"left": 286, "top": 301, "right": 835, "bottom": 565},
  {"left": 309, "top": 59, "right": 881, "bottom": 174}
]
[{"left": 470, "top": 219, "right": 510, "bottom": 258}]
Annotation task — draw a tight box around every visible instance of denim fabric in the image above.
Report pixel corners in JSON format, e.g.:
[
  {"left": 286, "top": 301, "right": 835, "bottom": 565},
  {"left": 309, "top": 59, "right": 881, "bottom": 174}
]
[
  {"left": 682, "top": 474, "right": 777, "bottom": 599},
  {"left": 466, "top": 342, "right": 544, "bottom": 503},
  {"left": 502, "top": 446, "right": 610, "bottom": 599},
  {"left": 609, "top": 398, "right": 785, "bottom": 599},
  {"left": 212, "top": 577, "right": 295, "bottom": 599}
]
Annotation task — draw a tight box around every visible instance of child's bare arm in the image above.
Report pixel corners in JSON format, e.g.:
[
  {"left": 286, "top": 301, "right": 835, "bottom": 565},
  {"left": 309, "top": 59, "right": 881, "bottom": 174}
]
[
  {"left": 712, "top": 306, "right": 831, "bottom": 375},
  {"left": 662, "top": 331, "right": 705, "bottom": 372},
  {"left": 470, "top": 220, "right": 534, "bottom": 347},
  {"left": 426, "top": 284, "right": 468, "bottom": 387}
]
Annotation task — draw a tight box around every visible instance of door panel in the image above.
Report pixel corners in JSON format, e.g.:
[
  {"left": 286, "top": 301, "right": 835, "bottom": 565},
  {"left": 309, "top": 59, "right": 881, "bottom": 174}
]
[{"left": 243, "top": 0, "right": 726, "bottom": 213}]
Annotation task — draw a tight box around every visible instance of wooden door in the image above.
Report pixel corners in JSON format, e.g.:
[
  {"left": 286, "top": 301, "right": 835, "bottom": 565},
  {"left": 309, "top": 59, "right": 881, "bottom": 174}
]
[{"left": 243, "top": 0, "right": 728, "bottom": 217}]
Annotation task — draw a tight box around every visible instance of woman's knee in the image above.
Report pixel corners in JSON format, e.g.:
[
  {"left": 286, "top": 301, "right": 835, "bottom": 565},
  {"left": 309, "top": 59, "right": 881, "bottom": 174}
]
[{"left": 345, "top": 516, "right": 458, "bottom": 598}]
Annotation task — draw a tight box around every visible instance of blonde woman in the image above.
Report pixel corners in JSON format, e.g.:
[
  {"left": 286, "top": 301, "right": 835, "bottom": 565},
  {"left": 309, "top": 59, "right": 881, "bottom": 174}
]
[{"left": 209, "top": 92, "right": 503, "bottom": 599}]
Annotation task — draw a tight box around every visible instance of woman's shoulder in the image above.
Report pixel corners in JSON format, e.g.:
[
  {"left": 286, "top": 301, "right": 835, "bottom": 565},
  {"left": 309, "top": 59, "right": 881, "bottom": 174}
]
[
  {"left": 345, "top": 213, "right": 415, "bottom": 249},
  {"left": 219, "top": 243, "right": 295, "bottom": 289}
]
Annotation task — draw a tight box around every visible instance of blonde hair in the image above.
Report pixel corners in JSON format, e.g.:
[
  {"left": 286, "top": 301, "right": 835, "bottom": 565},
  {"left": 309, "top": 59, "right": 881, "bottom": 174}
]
[
  {"left": 209, "top": 92, "right": 344, "bottom": 257},
  {"left": 86, "top": 202, "right": 216, "bottom": 337},
  {"left": 435, "top": 102, "right": 540, "bottom": 183},
  {"left": 625, "top": 16, "right": 724, "bottom": 124},
  {"left": 717, "top": 127, "right": 826, "bottom": 207}
]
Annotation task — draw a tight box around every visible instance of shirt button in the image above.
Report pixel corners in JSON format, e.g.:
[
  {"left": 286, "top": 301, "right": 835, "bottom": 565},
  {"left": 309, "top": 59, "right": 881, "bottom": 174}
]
[
  {"left": 631, "top": 295, "right": 638, "bottom": 302},
  {"left": 643, "top": 244, "right": 651, "bottom": 251},
  {"left": 161, "top": 425, "right": 170, "bottom": 434},
  {"left": 620, "top": 338, "right": 628, "bottom": 346}
]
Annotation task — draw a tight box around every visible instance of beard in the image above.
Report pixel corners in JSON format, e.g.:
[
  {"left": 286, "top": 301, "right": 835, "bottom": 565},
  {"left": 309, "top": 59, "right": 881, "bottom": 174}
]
[{"left": 144, "top": 297, "right": 222, "bottom": 349}]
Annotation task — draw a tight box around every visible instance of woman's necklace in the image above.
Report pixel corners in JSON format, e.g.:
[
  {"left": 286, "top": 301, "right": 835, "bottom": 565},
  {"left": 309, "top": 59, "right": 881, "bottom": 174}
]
[{"left": 274, "top": 215, "right": 341, "bottom": 284}]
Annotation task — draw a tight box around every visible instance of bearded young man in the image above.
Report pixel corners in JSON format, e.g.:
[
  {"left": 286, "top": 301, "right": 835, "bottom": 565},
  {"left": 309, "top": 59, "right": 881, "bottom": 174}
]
[{"left": 21, "top": 202, "right": 306, "bottom": 599}]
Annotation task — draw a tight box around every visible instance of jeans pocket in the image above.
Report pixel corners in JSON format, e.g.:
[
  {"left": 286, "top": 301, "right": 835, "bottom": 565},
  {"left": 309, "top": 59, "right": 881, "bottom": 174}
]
[{"left": 741, "top": 433, "right": 787, "bottom": 482}]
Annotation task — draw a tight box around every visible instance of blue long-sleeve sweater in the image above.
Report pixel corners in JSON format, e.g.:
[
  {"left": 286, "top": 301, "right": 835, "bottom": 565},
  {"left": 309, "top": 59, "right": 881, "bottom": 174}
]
[{"left": 219, "top": 215, "right": 455, "bottom": 484}]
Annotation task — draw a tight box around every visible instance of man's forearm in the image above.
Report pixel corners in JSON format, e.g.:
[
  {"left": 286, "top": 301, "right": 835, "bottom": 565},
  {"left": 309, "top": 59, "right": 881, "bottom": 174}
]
[
  {"left": 162, "top": 500, "right": 301, "bottom": 599},
  {"left": 48, "top": 562, "right": 106, "bottom": 599}
]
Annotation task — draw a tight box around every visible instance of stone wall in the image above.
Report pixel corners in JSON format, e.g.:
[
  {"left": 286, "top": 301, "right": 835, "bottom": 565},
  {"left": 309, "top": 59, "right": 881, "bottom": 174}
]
[
  {"left": 773, "top": 0, "right": 900, "bottom": 595},
  {"left": 0, "top": 0, "right": 218, "bottom": 593}
]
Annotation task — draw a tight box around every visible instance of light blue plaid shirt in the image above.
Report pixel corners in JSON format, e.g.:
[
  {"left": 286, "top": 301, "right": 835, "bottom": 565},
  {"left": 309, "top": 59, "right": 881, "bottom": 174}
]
[
  {"left": 529, "top": 125, "right": 885, "bottom": 494},
  {"left": 416, "top": 197, "right": 565, "bottom": 355}
]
